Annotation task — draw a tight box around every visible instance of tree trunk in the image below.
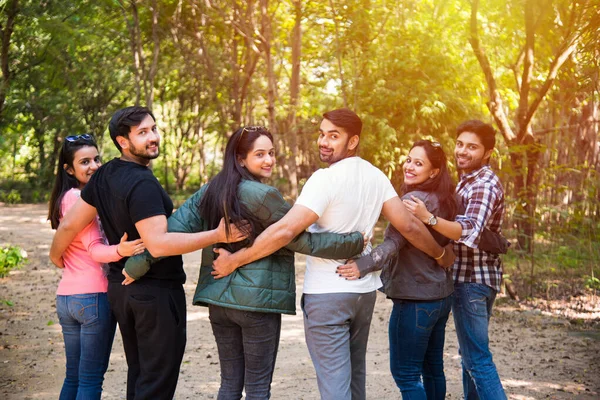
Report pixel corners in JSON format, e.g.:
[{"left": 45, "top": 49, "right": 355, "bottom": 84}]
[
  {"left": 145, "top": 0, "right": 160, "bottom": 109},
  {"left": 119, "top": 0, "right": 143, "bottom": 105},
  {"left": 329, "top": 0, "right": 348, "bottom": 107},
  {"left": 284, "top": 0, "right": 302, "bottom": 199},
  {"left": 0, "top": 0, "right": 19, "bottom": 124}
]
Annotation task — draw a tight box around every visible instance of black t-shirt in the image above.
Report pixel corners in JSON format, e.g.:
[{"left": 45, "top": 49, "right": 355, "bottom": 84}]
[{"left": 81, "top": 158, "right": 185, "bottom": 285}]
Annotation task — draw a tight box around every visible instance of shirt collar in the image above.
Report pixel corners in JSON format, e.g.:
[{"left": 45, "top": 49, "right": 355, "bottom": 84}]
[
  {"left": 329, "top": 156, "right": 361, "bottom": 168},
  {"left": 459, "top": 164, "right": 490, "bottom": 182}
]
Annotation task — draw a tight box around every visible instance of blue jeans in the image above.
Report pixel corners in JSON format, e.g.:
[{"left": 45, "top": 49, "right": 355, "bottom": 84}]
[
  {"left": 388, "top": 296, "right": 452, "bottom": 400},
  {"left": 208, "top": 305, "right": 282, "bottom": 400},
  {"left": 56, "top": 293, "right": 116, "bottom": 400},
  {"left": 453, "top": 283, "right": 506, "bottom": 400}
]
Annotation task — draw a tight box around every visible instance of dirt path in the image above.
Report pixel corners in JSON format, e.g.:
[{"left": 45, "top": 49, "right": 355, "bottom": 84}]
[{"left": 1, "top": 204, "right": 599, "bottom": 399}]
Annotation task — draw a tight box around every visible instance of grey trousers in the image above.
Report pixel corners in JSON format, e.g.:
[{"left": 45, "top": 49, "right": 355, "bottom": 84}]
[{"left": 301, "top": 291, "right": 377, "bottom": 400}]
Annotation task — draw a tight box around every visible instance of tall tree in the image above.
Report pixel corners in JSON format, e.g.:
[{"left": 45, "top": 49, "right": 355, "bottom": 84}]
[
  {"left": 469, "top": 0, "right": 592, "bottom": 250},
  {"left": 118, "top": 0, "right": 161, "bottom": 108}
]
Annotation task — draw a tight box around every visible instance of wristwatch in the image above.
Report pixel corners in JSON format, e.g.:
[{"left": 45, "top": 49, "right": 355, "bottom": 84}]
[{"left": 427, "top": 214, "right": 438, "bottom": 226}]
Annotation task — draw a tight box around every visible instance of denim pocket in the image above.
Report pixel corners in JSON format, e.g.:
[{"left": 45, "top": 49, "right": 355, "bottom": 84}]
[
  {"left": 70, "top": 293, "right": 99, "bottom": 325},
  {"left": 465, "top": 285, "right": 490, "bottom": 317},
  {"left": 416, "top": 304, "right": 441, "bottom": 331}
]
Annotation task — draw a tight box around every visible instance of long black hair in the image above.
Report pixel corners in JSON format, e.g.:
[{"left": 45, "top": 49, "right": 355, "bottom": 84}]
[
  {"left": 199, "top": 126, "right": 274, "bottom": 243},
  {"left": 400, "top": 140, "right": 458, "bottom": 219},
  {"left": 48, "top": 135, "right": 98, "bottom": 229}
]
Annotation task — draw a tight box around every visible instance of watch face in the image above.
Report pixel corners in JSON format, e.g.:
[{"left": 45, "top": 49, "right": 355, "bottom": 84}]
[{"left": 429, "top": 215, "right": 438, "bottom": 226}]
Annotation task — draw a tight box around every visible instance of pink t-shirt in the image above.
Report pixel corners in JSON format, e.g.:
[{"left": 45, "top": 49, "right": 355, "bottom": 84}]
[{"left": 56, "top": 188, "right": 121, "bottom": 295}]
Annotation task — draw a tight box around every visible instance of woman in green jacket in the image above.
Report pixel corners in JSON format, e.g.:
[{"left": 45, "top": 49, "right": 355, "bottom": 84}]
[{"left": 125, "top": 126, "right": 363, "bottom": 400}]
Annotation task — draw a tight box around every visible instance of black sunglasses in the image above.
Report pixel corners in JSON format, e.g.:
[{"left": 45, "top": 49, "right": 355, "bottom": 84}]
[{"left": 65, "top": 134, "right": 94, "bottom": 143}]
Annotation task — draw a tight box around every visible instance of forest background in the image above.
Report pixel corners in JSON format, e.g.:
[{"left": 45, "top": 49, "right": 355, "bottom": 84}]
[{"left": 1, "top": 0, "right": 599, "bottom": 305}]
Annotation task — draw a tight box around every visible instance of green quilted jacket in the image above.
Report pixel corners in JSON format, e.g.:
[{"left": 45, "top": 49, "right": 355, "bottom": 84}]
[{"left": 125, "top": 179, "right": 364, "bottom": 315}]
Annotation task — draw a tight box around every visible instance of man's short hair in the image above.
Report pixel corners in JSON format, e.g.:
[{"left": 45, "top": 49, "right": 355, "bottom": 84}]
[
  {"left": 108, "top": 106, "right": 155, "bottom": 152},
  {"left": 456, "top": 120, "right": 496, "bottom": 151},
  {"left": 322, "top": 108, "right": 362, "bottom": 138}
]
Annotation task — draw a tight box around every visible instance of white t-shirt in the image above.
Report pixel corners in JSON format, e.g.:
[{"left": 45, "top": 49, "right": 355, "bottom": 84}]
[{"left": 296, "top": 157, "right": 398, "bottom": 294}]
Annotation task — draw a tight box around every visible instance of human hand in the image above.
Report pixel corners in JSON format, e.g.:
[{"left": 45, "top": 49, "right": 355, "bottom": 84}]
[
  {"left": 362, "top": 232, "right": 372, "bottom": 252},
  {"left": 215, "top": 218, "right": 251, "bottom": 243},
  {"left": 336, "top": 260, "right": 361, "bottom": 280},
  {"left": 211, "top": 247, "right": 240, "bottom": 279},
  {"left": 403, "top": 196, "right": 432, "bottom": 224},
  {"left": 436, "top": 243, "right": 456, "bottom": 270},
  {"left": 117, "top": 232, "right": 145, "bottom": 258},
  {"left": 121, "top": 269, "right": 136, "bottom": 285}
]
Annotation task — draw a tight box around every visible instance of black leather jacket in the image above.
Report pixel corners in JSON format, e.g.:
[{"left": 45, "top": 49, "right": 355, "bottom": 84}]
[{"left": 354, "top": 190, "right": 454, "bottom": 301}]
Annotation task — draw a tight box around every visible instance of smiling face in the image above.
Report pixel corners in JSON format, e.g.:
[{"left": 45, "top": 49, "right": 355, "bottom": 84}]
[
  {"left": 403, "top": 146, "right": 439, "bottom": 186},
  {"left": 118, "top": 113, "right": 160, "bottom": 165},
  {"left": 454, "top": 131, "right": 492, "bottom": 174},
  {"left": 65, "top": 145, "right": 101, "bottom": 189},
  {"left": 317, "top": 118, "right": 359, "bottom": 165},
  {"left": 240, "top": 134, "right": 276, "bottom": 181}
]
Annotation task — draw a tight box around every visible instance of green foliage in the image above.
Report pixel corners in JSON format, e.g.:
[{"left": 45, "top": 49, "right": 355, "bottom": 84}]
[
  {"left": 584, "top": 275, "right": 600, "bottom": 291},
  {"left": 0, "top": 189, "right": 22, "bottom": 204},
  {"left": 1, "top": 0, "right": 598, "bottom": 298},
  {"left": 0, "top": 245, "right": 28, "bottom": 278},
  {"left": 0, "top": 180, "right": 50, "bottom": 203}
]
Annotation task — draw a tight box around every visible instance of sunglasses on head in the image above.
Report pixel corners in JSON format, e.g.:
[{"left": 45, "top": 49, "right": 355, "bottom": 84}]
[
  {"left": 239, "top": 125, "right": 267, "bottom": 139},
  {"left": 65, "top": 134, "right": 94, "bottom": 143},
  {"left": 431, "top": 141, "right": 442, "bottom": 149},
  {"left": 242, "top": 126, "right": 265, "bottom": 133}
]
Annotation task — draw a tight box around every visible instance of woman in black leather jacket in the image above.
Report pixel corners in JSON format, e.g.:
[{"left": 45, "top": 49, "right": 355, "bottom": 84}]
[{"left": 338, "top": 140, "right": 456, "bottom": 399}]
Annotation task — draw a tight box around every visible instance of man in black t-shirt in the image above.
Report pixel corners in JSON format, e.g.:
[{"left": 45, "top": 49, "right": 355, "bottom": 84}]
[{"left": 50, "top": 106, "right": 246, "bottom": 399}]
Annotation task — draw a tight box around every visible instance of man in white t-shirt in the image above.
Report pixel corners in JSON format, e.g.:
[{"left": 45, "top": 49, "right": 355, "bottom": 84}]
[{"left": 212, "top": 108, "right": 455, "bottom": 400}]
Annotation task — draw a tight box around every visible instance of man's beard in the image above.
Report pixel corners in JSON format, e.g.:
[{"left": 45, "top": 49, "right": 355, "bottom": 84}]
[{"left": 130, "top": 142, "right": 160, "bottom": 160}]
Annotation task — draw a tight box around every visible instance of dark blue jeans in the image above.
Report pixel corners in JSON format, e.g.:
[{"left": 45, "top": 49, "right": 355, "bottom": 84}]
[
  {"left": 389, "top": 296, "right": 452, "bottom": 400},
  {"left": 56, "top": 293, "right": 116, "bottom": 400},
  {"left": 453, "top": 283, "right": 506, "bottom": 400},
  {"left": 208, "top": 305, "right": 282, "bottom": 400}
]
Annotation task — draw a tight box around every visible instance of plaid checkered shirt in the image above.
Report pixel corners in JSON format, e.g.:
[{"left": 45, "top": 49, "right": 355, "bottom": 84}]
[{"left": 453, "top": 165, "right": 505, "bottom": 292}]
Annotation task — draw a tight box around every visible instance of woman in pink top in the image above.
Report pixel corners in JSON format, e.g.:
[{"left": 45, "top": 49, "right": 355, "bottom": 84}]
[{"left": 48, "top": 134, "right": 144, "bottom": 400}]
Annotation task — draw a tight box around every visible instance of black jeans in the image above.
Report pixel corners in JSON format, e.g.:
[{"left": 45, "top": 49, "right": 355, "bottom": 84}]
[
  {"left": 108, "top": 282, "right": 186, "bottom": 400},
  {"left": 208, "top": 304, "right": 282, "bottom": 400}
]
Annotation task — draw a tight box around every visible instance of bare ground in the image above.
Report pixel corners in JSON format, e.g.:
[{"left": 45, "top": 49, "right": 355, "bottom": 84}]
[{"left": 1, "top": 203, "right": 599, "bottom": 399}]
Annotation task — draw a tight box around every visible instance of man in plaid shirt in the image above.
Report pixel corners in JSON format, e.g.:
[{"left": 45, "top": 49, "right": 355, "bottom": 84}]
[{"left": 405, "top": 120, "right": 507, "bottom": 399}]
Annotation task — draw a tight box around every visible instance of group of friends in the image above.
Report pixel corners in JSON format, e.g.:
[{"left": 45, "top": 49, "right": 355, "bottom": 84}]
[{"left": 48, "top": 106, "right": 507, "bottom": 400}]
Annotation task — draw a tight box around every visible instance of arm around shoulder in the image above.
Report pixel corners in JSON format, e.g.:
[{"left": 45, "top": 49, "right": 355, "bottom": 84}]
[
  {"left": 125, "top": 189, "right": 206, "bottom": 278},
  {"left": 382, "top": 196, "right": 451, "bottom": 266},
  {"left": 287, "top": 230, "right": 364, "bottom": 259},
  {"left": 211, "top": 203, "right": 319, "bottom": 278}
]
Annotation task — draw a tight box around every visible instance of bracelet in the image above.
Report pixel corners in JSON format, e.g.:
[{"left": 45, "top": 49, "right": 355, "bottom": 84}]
[
  {"left": 434, "top": 247, "right": 446, "bottom": 260},
  {"left": 116, "top": 246, "right": 123, "bottom": 258}
]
